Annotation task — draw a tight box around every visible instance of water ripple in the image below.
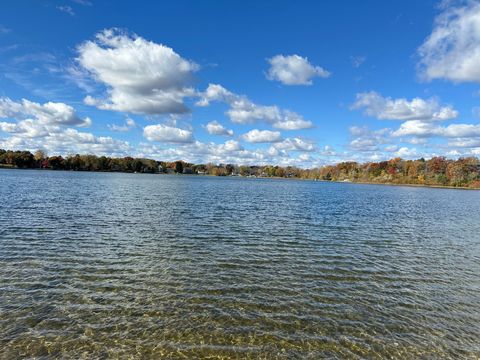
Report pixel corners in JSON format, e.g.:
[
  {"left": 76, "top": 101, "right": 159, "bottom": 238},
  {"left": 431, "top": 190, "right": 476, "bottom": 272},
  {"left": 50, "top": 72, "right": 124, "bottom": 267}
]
[{"left": 1, "top": 170, "right": 479, "bottom": 358}]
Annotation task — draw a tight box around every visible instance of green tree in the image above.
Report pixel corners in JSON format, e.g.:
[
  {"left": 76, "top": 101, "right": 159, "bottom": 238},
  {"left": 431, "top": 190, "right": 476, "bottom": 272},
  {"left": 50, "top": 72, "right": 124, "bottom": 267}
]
[
  {"left": 48, "top": 156, "right": 65, "bottom": 170},
  {"left": 175, "top": 161, "right": 184, "bottom": 174}
]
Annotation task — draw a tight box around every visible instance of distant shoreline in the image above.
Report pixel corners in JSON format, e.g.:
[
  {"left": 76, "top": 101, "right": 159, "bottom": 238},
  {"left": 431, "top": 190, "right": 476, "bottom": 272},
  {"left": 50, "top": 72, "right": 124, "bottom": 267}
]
[
  {"left": 332, "top": 179, "right": 478, "bottom": 190},
  {"left": 2, "top": 165, "right": 479, "bottom": 190},
  {"left": 2, "top": 149, "right": 479, "bottom": 189}
]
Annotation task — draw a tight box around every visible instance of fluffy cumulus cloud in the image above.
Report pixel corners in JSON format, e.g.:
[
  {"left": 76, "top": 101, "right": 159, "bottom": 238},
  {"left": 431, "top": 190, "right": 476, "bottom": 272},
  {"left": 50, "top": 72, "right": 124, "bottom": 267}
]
[
  {"left": 272, "top": 137, "right": 316, "bottom": 152},
  {"left": 138, "top": 140, "right": 264, "bottom": 165},
  {"left": 204, "top": 121, "right": 233, "bottom": 136},
  {"left": 0, "top": 97, "right": 91, "bottom": 127},
  {"left": 143, "top": 124, "right": 194, "bottom": 143},
  {"left": 139, "top": 131, "right": 321, "bottom": 167},
  {"left": 47, "top": 129, "right": 130, "bottom": 155},
  {"left": 266, "top": 54, "right": 330, "bottom": 85},
  {"left": 241, "top": 129, "right": 282, "bottom": 143},
  {"left": 0, "top": 97, "right": 130, "bottom": 156},
  {"left": 77, "top": 29, "right": 198, "bottom": 115},
  {"left": 349, "top": 88, "right": 480, "bottom": 158},
  {"left": 418, "top": 1, "right": 480, "bottom": 83},
  {"left": 345, "top": 120, "right": 480, "bottom": 159},
  {"left": 348, "top": 126, "right": 391, "bottom": 152},
  {"left": 137, "top": 138, "right": 319, "bottom": 167},
  {"left": 9, "top": 27, "right": 480, "bottom": 165},
  {"left": 394, "top": 146, "right": 419, "bottom": 158},
  {"left": 197, "top": 84, "right": 314, "bottom": 130},
  {"left": 271, "top": 113, "right": 314, "bottom": 130},
  {"left": 393, "top": 120, "right": 480, "bottom": 138},
  {"left": 0, "top": 119, "right": 54, "bottom": 138},
  {"left": 351, "top": 91, "right": 458, "bottom": 121},
  {"left": 0, "top": 128, "right": 131, "bottom": 157}
]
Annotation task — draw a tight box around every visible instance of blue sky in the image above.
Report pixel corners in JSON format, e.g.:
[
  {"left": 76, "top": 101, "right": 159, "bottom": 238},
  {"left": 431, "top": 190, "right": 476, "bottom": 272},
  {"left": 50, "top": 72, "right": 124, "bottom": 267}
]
[{"left": 1, "top": 0, "right": 480, "bottom": 166}]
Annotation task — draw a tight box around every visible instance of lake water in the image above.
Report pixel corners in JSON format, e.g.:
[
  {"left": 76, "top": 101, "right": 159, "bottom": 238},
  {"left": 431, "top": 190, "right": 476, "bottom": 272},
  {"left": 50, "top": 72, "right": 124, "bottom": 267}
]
[{"left": 1, "top": 169, "right": 479, "bottom": 359}]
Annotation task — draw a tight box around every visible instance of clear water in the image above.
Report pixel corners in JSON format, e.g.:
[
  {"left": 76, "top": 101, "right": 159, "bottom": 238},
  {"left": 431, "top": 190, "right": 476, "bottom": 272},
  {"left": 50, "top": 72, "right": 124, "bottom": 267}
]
[{"left": 1, "top": 169, "right": 479, "bottom": 359}]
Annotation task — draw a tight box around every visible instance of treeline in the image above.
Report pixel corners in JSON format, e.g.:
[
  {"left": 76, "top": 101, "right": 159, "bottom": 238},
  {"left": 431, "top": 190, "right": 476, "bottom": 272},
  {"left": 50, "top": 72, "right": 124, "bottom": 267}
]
[
  {"left": 1, "top": 149, "right": 479, "bottom": 188},
  {"left": 311, "top": 157, "right": 480, "bottom": 188}
]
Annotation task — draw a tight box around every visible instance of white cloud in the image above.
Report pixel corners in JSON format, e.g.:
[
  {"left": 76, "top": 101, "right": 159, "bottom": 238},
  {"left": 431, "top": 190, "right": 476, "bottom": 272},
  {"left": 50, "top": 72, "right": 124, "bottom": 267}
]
[
  {"left": 137, "top": 140, "right": 271, "bottom": 165},
  {"left": 197, "top": 84, "right": 314, "bottom": 130},
  {"left": 0, "top": 121, "right": 18, "bottom": 133},
  {"left": 384, "top": 145, "right": 399, "bottom": 152},
  {"left": 348, "top": 126, "right": 391, "bottom": 152},
  {"left": 241, "top": 129, "right": 282, "bottom": 143},
  {"left": 72, "top": 0, "right": 92, "bottom": 5},
  {"left": 349, "top": 126, "right": 370, "bottom": 137},
  {"left": 273, "top": 137, "right": 316, "bottom": 152},
  {"left": 195, "top": 84, "right": 233, "bottom": 107},
  {"left": 298, "top": 153, "right": 310, "bottom": 161},
  {"left": 57, "top": 5, "right": 75, "bottom": 16},
  {"left": 349, "top": 137, "right": 381, "bottom": 152},
  {"left": 0, "top": 119, "right": 54, "bottom": 138},
  {"left": 394, "top": 147, "right": 418, "bottom": 158},
  {"left": 205, "top": 121, "right": 233, "bottom": 136},
  {"left": 352, "top": 91, "right": 458, "bottom": 121},
  {"left": 143, "top": 124, "right": 194, "bottom": 143},
  {"left": 0, "top": 97, "right": 131, "bottom": 156},
  {"left": 266, "top": 54, "right": 330, "bottom": 85},
  {"left": 227, "top": 100, "right": 280, "bottom": 125},
  {"left": 0, "top": 127, "right": 130, "bottom": 157},
  {"left": 447, "top": 138, "right": 480, "bottom": 148},
  {"left": 108, "top": 117, "right": 136, "bottom": 132},
  {"left": 406, "top": 137, "right": 428, "bottom": 145},
  {"left": 0, "top": 97, "right": 91, "bottom": 127},
  {"left": 221, "top": 139, "right": 242, "bottom": 151},
  {"left": 418, "top": 1, "right": 480, "bottom": 83},
  {"left": 137, "top": 139, "right": 319, "bottom": 167},
  {"left": 271, "top": 112, "right": 315, "bottom": 130},
  {"left": 54, "top": 128, "right": 130, "bottom": 153},
  {"left": 320, "top": 145, "right": 337, "bottom": 156},
  {"left": 351, "top": 55, "right": 366, "bottom": 68},
  {"left": 77, "top": 29, "right": 198, "bottom": 115},
  {"left": 392, "top": 120, "right": 480, "bottom": 138},
  {"left": 126, "top": 117, "right": 135, "bottom": 127},
  {"left": 392, "top": 121, "right": 438, "bottom": 137}
]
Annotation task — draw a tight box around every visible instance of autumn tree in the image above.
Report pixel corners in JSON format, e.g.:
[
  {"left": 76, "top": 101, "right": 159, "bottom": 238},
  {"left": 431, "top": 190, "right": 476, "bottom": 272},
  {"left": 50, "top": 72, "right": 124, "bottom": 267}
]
[{"left": 34, "top": 150, "right": 47, "bottom": 161}]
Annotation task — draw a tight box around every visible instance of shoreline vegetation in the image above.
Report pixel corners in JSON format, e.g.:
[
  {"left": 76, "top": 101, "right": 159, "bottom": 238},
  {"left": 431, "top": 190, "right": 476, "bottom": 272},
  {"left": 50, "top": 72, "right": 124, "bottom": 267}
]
[{"left": 1, "top": 148, "right": 480, "bottom": 189}]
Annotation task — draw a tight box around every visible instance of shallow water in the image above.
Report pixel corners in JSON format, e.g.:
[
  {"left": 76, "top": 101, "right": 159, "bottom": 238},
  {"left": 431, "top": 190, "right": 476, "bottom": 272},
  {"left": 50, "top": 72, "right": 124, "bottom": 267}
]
[{"left": 0, "top": 169, "right": 479, "bottom": 359}]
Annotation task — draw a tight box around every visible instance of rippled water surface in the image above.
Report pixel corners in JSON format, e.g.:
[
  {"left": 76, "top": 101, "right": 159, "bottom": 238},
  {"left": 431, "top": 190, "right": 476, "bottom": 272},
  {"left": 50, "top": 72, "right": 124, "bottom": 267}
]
[{"left": 1, "top": 169, "right": 480, "bottom": 359}]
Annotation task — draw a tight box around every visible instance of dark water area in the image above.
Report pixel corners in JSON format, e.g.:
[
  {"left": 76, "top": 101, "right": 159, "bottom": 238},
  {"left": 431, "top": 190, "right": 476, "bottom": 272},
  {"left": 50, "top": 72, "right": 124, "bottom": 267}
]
[{"left": 1, "top": 169, "right": 479, "bottom": 358}]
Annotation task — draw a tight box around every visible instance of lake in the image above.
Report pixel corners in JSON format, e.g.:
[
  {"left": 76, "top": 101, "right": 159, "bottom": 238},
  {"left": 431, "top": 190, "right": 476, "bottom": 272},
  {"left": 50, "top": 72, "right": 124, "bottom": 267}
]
[{"left": 0, "top": 169, "right": 479, "bottom": 358}]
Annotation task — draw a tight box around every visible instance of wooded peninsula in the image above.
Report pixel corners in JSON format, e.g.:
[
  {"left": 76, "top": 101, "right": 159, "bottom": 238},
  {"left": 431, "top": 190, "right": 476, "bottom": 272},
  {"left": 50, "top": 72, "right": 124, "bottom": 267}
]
[{"left": 1, "top": 148, "right": 479, "bottom": 189}]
